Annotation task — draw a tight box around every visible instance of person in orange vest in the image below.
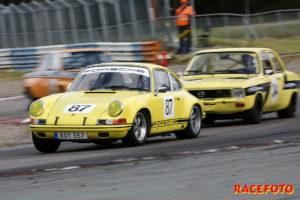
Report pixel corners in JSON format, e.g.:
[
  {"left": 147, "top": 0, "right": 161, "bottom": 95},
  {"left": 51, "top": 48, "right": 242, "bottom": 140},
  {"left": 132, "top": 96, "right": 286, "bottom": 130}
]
[{"left": 175, "top": 0, "right": 195, "bottom": 54}]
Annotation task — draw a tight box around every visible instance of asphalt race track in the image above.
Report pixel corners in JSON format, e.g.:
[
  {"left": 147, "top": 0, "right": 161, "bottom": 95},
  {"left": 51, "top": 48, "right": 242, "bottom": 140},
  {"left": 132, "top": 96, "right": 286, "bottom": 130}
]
[{"left": 0, "top": 95, "right": 299, "bottom": 199}]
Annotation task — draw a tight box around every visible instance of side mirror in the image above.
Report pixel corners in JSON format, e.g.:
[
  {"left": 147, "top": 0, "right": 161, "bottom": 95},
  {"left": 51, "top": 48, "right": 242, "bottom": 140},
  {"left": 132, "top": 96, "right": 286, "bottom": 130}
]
[
  {"left": 264, "top": 69, "right": 274, "bottom": 75},
  {"left": 157, "top": 87, "right": 167, "bottom": 93}
]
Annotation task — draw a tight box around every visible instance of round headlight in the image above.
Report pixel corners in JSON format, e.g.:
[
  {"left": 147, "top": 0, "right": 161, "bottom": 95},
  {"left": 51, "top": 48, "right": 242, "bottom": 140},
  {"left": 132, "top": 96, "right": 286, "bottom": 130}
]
[
  {"left": 30, "top": 100, "right": 45, "bottom": 117},
  {"left": 232, "top": 88, "right": 244, "bottom": 99},
  {"left": 108, "top": 101, "right": 123, "bottom": 117}
]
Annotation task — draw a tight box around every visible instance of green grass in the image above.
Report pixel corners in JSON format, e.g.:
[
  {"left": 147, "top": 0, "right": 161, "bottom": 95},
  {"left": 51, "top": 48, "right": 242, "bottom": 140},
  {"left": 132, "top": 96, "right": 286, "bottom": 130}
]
[
  {"left": 0, "top": 71, "right": 28, "bottom": 81},
  {"left": 209, "top": 36, "right": 300, "bottom": 55}
]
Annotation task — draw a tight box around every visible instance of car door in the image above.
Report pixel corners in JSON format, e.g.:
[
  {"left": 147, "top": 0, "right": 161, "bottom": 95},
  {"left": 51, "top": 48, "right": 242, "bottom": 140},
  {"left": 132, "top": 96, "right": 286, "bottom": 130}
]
[
  {"left": 267, "top": 51, "right": 286, "bottom": 110},
  {"left": 150, "top": 69, "right": 177, "bottom": 133},
  {"left": 260, "top": 52, "right": 284, "bottom": 111}
]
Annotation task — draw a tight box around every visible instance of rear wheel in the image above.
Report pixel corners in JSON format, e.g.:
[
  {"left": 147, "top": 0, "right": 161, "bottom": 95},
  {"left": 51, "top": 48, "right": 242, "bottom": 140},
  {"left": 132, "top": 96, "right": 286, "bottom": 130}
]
[
  {"left": 175, "top": 105, "right": 202, "bottom": 139},
  {"left": 277, "top": 94, "right": 297, "bottom": 118},
  {"left": 32, "top": 133, "right": 60, "bottom": 153},
  {"left": 243, "top": 95, "right": 262, "bottom": 124},
  {"left": 122, "top": 110, "right": 149, "bottom": 146}
]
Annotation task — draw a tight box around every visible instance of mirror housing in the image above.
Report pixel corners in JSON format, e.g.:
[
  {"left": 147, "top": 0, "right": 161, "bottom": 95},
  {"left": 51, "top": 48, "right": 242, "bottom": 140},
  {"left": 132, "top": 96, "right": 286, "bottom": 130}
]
[
  {"left": 264, "top": 69, "right": 274, "bottom": 75},
  {"left": 157, "top": 87, "right": 167, "bottom": 93}
]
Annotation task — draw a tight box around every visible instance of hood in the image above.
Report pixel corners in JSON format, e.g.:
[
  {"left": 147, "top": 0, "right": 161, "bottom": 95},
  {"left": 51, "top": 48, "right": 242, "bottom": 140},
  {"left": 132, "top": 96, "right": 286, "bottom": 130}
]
[
  {"left": 46, "top": 91, "right": 139, "bottom": 125},
  {"left": 182, "top": 77, "right": 250, "bottom": 90}
]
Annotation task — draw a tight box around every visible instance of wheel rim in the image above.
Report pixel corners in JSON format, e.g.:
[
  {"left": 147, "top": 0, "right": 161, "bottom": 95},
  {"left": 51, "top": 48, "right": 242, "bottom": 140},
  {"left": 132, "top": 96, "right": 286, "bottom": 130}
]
[
  {"left": 133, "top": 113, "right": 147, "bottom": 142},
  {"left": 190, "top": 106, "right": 201, "bottom": 133}
]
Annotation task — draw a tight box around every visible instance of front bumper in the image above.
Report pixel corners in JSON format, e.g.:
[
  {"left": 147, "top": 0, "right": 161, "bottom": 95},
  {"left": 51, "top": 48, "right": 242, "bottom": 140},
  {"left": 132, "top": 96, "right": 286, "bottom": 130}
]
[
  {"left": 30, "top": 124, "right": 132, "bottom": 140},
  {"left": 203, "top": 97, "right": 254, "bottom": 114}
]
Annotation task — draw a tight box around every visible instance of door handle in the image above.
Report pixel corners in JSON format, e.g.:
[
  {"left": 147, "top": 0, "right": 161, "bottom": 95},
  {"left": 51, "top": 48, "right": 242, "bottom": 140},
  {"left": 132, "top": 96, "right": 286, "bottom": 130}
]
[{"left": 175, "top": 97, "right": 180, "bottom": 101}]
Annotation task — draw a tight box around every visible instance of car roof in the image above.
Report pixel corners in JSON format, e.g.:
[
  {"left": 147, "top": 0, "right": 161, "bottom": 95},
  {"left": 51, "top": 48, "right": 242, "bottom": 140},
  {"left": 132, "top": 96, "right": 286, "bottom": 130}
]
[
  {"left": 85, "top": 62, "right": 167, "bottom": 71},
  {"left": 55, "top": 48, "right": 106, "bottom": 53},
  {"left": 193, "top": 47, "right": 273, "bottom": 55}
]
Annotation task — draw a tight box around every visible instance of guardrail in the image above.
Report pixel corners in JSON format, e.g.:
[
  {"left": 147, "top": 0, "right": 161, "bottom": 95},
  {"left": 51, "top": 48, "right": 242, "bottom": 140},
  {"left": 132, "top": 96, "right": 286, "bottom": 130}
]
[{"left": 0, "top": 41, "right": 160, "bottom": 71}]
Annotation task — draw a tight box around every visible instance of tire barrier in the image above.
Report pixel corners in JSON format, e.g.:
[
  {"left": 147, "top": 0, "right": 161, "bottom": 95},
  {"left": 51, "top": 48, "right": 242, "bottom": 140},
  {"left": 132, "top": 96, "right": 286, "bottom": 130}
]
[{"left": 0, "top": 41, "right": 160, "bottom": 71}]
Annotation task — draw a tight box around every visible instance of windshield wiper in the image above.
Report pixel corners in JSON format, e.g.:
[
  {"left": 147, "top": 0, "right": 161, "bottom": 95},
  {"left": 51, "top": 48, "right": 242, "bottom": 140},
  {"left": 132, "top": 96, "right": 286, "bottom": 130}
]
[
  {"left": 89, "top": 86, "right": 105, "bottom": 91},
  {"left": 128, "top": 87, "right": 150, "bottom": 91},
  {"left": 184, "top": 71, "right": 211, "bottom": 75},
  {"left": 104, "top": 85, "right": 130, "bottom": 90}
]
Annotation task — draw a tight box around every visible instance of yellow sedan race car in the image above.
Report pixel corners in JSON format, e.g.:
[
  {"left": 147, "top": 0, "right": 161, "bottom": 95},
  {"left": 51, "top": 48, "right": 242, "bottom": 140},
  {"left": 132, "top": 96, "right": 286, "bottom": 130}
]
[
  {"left": 182, "top": 48, "right": 299, "bottom": 124},
  {"left": 30, "top": 62, "right": 205, "bottom": 152}
]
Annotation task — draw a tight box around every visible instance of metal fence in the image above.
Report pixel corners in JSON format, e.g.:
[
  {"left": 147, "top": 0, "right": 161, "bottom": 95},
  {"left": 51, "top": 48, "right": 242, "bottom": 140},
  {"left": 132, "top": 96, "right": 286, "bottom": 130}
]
[{"left": 1, "top": 0, "right": 300, "bottom": 49}]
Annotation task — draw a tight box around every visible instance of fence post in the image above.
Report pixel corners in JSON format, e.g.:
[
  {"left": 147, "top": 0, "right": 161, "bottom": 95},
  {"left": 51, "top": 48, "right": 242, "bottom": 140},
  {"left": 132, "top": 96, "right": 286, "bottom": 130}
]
[
  {"left": 32, "top": 1, "right": 53, "bottom": 45},
  {"left": 22, "top": 3, "right": 42, "bottom": 46},
  {"left": 190, "top": 0, "right": 197, "bottom": 50},
  {"left": 276, "top": 11, "right": 284, "bottom": 36},
  {"left": 8, "top": 8, "right": 17, "bottom": 47},
  {"left": 46, "top": 0, "right": 67, "bottom": 44},
  {"left": 129, "top": 0, "right": 138, "bottom": 41},
  {"left": 145, "top": 0, "right": 156, "bottom": 40},
  {"left": 97, "top": 1, "right": 109, "bottom": 42},
  {"left": 11, "top": 5, "right": 29, "bottom": 47},
  {"left": 77, "top": 0, "right": 94, "bottom": 42},
  {"left": 223, "top": 15, "right": 230, "bottom": 38},
  {"left": 0, "top": 13, "right": 8, "bottom": 48},
  {"left": 59, "top": 0, "right": 79, "bottom": 43},
  {"left": 114, "top": 0, "right": 124, "bottom": 41},
  {"left": 258, "top": 15, "right": 266, "bottom": 38}
]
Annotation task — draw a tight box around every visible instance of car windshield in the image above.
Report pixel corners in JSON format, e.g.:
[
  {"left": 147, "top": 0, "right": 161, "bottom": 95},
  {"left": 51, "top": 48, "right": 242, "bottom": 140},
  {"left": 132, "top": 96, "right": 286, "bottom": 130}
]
[
  {"left": 69, "top": 66, "right": 151, "bottom": 92},
  {"left": 63, "top": 51, "right": 112, "bottom": 70},
  {"left": 184, "top": 52, "right": 259, "bottom": 75}
]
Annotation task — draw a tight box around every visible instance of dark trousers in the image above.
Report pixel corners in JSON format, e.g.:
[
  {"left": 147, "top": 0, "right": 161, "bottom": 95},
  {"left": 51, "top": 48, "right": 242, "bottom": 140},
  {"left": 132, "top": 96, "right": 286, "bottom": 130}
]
[{"left": 178, "top": 25, "right": 191, "bottom": 52}]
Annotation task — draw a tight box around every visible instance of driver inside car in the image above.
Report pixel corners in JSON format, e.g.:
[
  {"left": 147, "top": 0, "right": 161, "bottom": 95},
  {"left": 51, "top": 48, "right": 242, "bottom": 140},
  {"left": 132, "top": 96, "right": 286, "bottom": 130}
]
[{"left": 241, "top": 54, "right": 257, "bottom": 74}]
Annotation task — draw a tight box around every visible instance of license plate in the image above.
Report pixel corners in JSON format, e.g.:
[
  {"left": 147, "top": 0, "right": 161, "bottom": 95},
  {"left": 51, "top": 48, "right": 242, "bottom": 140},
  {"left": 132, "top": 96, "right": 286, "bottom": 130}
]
[{"left": 55, "top": 132, "right": 88, "bottom": 140}]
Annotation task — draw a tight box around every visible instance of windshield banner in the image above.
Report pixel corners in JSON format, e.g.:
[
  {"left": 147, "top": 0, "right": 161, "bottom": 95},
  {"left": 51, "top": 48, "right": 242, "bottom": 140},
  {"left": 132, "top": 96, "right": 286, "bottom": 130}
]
[{"left": 82, "top": 66, "right": 150, "bottom": 77}]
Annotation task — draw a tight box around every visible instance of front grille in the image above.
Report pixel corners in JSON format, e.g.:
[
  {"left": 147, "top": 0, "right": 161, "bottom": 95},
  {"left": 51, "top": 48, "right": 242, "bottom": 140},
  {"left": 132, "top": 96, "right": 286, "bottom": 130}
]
[{"left": 189, "top": 89, "right": 231, "bottom": 99}]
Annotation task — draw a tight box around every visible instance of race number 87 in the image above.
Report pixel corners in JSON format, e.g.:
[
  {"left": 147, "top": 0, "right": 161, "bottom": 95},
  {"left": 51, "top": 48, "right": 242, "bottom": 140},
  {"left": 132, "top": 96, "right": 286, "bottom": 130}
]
[
  {"left": 62, "top": 104, "right": 96, "bottom": 113},
  {"left": 164, "top": 97, "right": 175, "bottom": 118}
]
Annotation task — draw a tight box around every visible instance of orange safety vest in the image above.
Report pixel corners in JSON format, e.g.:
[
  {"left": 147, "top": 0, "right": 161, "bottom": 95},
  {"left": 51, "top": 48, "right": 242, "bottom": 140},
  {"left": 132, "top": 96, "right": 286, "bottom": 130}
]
[{"left": 176, "top": 5, "right": 194, "bottom": 26}]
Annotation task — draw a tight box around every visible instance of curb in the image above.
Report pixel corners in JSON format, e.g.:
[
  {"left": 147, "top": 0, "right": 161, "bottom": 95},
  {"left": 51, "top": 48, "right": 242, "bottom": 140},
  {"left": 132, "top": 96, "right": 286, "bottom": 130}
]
[
  {"left": 0, "top": 96, "right": 26, "bottom": 102},
  {"left": 0, "top": 118, "right": 30, "bottom": 125}
]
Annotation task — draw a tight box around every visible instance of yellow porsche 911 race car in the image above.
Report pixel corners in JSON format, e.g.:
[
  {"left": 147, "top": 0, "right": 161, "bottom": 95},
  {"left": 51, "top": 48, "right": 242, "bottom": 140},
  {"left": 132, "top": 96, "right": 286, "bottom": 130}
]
[
  {"left": 30, "top": 62, "right": 205, "bottom": 152},
  {"left": 182, "top": 48, "right": 299, "bottom": 124}
]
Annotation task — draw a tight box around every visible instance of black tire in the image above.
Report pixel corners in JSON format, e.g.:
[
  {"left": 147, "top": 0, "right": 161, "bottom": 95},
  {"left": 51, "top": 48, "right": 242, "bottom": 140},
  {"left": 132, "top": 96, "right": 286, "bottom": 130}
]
[
  {"left": 94, "top": 139, "right": 118, "bottom": 145},
  {"left": 175, "top": 105, "right": 202, "bottom": 139},
  {"left": 32, "top": 133, "right": 61, "bottom": 153},
  {"left": 122, "top": 110, "right": 149, "bottom": 146},
  {"left": 277, "top": 94, "right": 297, "bottom": 118},
  {"left": 243, "top": 95, "right": 262, "bottom": 124}
]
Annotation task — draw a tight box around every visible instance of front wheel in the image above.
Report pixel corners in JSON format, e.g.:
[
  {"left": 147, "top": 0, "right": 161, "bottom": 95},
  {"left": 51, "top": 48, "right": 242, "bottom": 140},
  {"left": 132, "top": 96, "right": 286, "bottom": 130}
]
[
  {"left": 32, "top": 133, "right": 61, "bottom": 153},
  {"left": 122, "top": 110, "right": 149, "bottom": 146},
  {"left": 277, "top": 94, "right": 297, "bottom": 118},
  {"left": 243, "top": 95, "right": 262, "bottom": 124},
  {"left": 175, "top": 105, "right": 202, "bottom": 139}
]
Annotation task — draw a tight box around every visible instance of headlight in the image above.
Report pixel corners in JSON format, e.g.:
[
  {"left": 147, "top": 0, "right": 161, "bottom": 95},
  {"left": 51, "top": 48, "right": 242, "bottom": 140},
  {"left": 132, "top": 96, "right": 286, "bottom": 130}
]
[
  {"left": 232, "top": 88, "right": 244, "bottom": 99},
  {"left": 108, "top": 101, "right": 123, "bottom": 117},
  {"left": 30, "top": 100, "right": 45, "bottom": 117}
]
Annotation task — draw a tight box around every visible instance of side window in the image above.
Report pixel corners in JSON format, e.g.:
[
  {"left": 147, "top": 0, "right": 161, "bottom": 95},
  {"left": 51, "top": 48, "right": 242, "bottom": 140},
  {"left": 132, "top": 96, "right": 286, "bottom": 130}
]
[
  {"left": 260, "top": 52, "right": 273, "bottom": 74},
  {"left": 268, "top": 52, "right": 283, "bottom": 73},
  {"left": 169, "top": 73, "right": 182, "bottom": 91},
  {"left": 153, "top": 70, "right": 171, "bottom": 91}
]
